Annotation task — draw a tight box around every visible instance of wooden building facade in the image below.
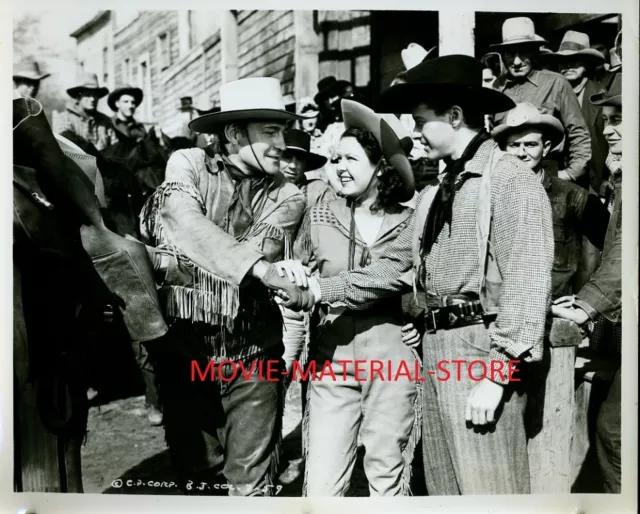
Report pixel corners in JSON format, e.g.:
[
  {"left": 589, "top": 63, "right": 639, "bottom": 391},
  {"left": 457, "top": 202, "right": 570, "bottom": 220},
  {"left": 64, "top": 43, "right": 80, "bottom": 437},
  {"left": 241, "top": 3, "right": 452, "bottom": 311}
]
[{"left": 70, "top": 10, "right": 619, "bottom": 136}]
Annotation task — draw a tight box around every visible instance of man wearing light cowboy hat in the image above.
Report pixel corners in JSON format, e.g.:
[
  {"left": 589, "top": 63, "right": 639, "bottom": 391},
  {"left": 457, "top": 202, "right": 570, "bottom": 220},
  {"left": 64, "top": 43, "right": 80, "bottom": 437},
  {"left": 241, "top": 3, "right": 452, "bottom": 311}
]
[
  {"left": 492, "top": 17, "right": 592, "bottom": 188},
  {"left": 492, "top": 102, "right": 609, "bottom": 296},
  {"left": 542, "top": 30, "right": 610, "bottom": 195},
  {"left": 53, "top": 72, "right": 118, "bottom": 152},
  {"left": 282, "top": 54, "right": 554, "bottom": 494},
  {"left": 13, "top": 58, "right": 50, "bottom": 99},
  {"left": 139, "top": 76, "right": 313, "bottom": 496}
]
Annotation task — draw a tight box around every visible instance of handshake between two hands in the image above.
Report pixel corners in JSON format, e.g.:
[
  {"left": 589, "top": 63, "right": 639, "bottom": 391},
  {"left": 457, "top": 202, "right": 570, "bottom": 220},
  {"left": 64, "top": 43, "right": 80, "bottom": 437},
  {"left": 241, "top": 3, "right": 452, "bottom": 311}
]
[{"left": 258, "top": 260, "right": 319, "bottom": 312}]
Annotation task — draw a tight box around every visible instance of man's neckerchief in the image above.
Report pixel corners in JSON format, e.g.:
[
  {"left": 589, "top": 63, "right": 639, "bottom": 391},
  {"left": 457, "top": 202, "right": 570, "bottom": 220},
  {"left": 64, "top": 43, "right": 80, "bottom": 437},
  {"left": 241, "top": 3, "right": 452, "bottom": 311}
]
[
  {"left": 223, "top": 157, "right": 271, "bottom": 238},
  {"left": 421, "top": 130, "right": 491, "bottom": 254}
]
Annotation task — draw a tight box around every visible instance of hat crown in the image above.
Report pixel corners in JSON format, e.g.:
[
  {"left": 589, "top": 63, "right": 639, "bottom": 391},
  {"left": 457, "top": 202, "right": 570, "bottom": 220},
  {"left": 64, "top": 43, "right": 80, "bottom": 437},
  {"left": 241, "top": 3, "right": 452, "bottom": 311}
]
[
  {"left": 559, "top": 30, "right": 590, "bottom": 51},
  {"left": 406, "top": 54, "right": 483, "bottom": 88},
  {"left": 402, "top": 43, "right": 428, "bottom": 71},
  {"left": 608, "top": 73, "right": 622, "bottom": 97},
  {"left": 284, "top": 129, "right": 311, "bottom": 152},
  {"left": 502, "top": 17, "right": 537, "bottom": 42},
  {"left": 76, "top": 72, "right": 102, "bottom": 87},
  {"left": 15, "top": 59, "right": 42, "bottom": 74},
  {"left": 219, "top": 77, "right": 287, "bottom": 113},
  {"left": 317, "top": 76, "right": 337, "bottom": 91},
  {"left": 505, "top": 102, "right": 543, "bottom": 126}
]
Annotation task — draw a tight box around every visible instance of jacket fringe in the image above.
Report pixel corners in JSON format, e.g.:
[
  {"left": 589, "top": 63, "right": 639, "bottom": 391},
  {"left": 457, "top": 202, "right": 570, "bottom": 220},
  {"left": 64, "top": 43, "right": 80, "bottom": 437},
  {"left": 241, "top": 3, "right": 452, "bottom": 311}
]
[
  {"left": 140, "top": 181, "right": 206, "bottom": 245},
  {"left": 244, "top": 222, "right": 293, "bottom": 260},
  {"left": 399, "top": 379, "right": 423, "bottom": 496},
  {"left": 301, "top": 376, "right": 311, "bottom": 497}
]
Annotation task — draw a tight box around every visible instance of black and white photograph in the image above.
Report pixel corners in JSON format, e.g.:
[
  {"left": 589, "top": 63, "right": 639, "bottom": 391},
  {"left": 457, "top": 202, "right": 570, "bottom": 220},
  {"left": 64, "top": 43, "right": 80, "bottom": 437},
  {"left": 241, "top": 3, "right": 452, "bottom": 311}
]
[{"left": 2, "top": 3, "right": 638, "bottom": 513}]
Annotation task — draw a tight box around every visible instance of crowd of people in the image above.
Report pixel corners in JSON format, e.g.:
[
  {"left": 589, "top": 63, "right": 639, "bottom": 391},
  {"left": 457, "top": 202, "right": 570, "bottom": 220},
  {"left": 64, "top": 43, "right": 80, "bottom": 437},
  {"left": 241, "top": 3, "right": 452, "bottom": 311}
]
[{"left": 13, "top": 15, "right": 623, "bottom": 497}]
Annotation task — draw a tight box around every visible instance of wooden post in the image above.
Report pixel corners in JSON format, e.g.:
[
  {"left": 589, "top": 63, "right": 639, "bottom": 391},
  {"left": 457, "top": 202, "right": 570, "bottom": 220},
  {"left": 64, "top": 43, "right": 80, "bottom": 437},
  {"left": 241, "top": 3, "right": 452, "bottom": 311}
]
[
  {"left": 219, "top": 10, "right": 238, "bottom": 84},
  {"left": 293, "top": 10, "right": 321, "bottom": 107},
  {"left": 438, "top": 11, "right": 475, "bottom": 57},
  {"left": 526, "top": 318, "right": 582, "bottom": 493}
]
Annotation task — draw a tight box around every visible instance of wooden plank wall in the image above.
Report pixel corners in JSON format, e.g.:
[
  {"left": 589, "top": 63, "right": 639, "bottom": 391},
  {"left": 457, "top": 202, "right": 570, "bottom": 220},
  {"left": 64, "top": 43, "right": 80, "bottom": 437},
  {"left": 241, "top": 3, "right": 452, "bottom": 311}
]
[
  {"left": 237, "top": 10, "right": 296, "bottom": 100},
  {"left": 113, "top": 11, "right": 180, "bottom": 122}
]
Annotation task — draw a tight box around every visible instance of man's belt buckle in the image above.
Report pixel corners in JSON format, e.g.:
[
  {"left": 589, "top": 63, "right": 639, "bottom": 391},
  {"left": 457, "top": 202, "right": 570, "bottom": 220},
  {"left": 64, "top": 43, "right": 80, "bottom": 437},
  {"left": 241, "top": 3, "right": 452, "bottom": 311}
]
[{"left": 425, "top": 309, "right": 438, "bottom": 333}]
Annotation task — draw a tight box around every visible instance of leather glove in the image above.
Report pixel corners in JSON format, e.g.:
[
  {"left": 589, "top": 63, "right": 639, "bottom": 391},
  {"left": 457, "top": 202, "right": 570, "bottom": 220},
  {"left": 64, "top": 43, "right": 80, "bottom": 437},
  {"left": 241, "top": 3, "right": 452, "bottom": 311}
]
[{"left": 260, "top": 263, "right": 315, "bottom": 312}]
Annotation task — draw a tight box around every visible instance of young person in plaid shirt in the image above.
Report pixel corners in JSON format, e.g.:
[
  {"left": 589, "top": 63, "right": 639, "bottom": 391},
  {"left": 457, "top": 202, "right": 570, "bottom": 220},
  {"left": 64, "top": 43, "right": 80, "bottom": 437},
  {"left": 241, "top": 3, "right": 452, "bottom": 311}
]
[{"left": 279, "top": 55, "right": 555, "bottom": 495}]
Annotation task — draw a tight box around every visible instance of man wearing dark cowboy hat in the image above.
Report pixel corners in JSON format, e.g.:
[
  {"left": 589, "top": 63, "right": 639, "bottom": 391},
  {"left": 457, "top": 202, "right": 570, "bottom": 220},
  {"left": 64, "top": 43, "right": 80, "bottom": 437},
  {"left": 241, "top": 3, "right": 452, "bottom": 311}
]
[
  {"left": 280, "top": 128, "right": 335, "bottom": 208},
  {"left": 139, "top": 76, "right": 313, "bottom": 496},
  {"left": 13, "top": 58, "right": 50, "bottom": 99},
  {"left": 107, "top": 85, "right": 146, "bottom": 141},
  {"left": 491, "top": 17, "right": 592, "bottom": 188},
  {"left": 552, "top": 73, "right": 623, "bottom": 494},
  {"left": 52, "top": 72, "right": 117, "bottom": 152},
  {"left": 284, "top": 54, "right": 554, "bottom": 495},
  {"left": 279, "top": 129, "right": 336, "bottom": 376},
  {"left": 314, "top": 75, "right": 354, "bottom": 125}
]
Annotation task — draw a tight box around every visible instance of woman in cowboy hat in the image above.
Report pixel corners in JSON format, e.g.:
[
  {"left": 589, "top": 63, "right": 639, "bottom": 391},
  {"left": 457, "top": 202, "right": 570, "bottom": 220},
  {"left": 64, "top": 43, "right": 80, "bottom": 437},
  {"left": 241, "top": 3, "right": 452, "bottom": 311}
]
[
  {"left": 13, "top": 58, "right": 50, "bottom": 99},
  {"left": 139, "top": 76, "right": 313, "bottom": 496},
  {"left": 285, "top": 98, "right": 420, "bottom": 496},
  {"left": 283, "top": 54, "right": 555, "bottom": 495},
  {"left": 491, "top": 17, "right": 592, "bottom": 187},
  {"left": 52, "top": 72, "right": 117, "bottom": 152}
]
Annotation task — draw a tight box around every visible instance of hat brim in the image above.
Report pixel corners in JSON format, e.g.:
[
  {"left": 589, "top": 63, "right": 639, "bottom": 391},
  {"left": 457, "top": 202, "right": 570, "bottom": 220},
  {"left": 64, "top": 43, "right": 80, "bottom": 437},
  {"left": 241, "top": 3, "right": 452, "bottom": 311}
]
[
  {"left": 375, "top": 83, "right": 515, "bottom": 115},
  {"left": 67, "top": 86, "right": 109, "bottom": 99},
  {"left": 14, "top": 72, "right": 50, "bottom": 81},
  {"left": 314, "top": 80, "right": 352, "bottom": 104},
  {"left": 188, "top": 109, "right": 303, "bottom": 133},
  {"left": 342, "top": 99, "right": 415, "bottom": 202},
  {"left": 491, "top": 117, "right": 565, "bottom": 149},
  {"left": 589, "top": 93, "right": 622, "bottom": 107},
  {"left": 284, "top": 147, "right": 328, "bottom": 171},
  {"left": 541, "top": 49, "right": 605, "bottom": 63},
  {"left": 490, "top": 35, "right": 548, "bottom": 49},
  {"left": 108, "top": 87, "right": 144, "bottom": 111}
]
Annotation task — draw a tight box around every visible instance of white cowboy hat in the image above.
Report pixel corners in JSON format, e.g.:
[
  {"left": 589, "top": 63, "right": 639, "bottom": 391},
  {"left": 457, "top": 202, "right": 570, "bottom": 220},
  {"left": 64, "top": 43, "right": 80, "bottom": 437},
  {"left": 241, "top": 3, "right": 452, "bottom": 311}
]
[
  {"left": 189, "top": 77, "right": 302, "bottom": 133},
  {"left": 542, "top": 31, "right": 605, "bottom": 63},
  {"left": 491, "top": 17, "right": 547, "bottom": 49},
  {"left": 401, "top": 43, "right": 436, "bottom": 71},
  {"left": 491, "top": 102, "right": 564, "bottom": 148},
  {"left": 14, "top": 58, "right": 50, "bottom": 81}
]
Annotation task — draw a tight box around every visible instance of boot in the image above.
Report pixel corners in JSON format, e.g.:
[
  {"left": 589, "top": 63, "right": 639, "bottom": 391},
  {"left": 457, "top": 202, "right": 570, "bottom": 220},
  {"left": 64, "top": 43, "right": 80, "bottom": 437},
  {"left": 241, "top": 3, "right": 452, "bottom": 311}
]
[{"left": 13, "top": 97, "right": 168, "bottom": 342}]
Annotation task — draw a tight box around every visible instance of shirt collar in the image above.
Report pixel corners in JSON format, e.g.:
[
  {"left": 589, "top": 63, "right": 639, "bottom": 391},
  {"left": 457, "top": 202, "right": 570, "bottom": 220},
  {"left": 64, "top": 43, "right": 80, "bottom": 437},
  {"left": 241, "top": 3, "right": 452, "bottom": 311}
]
[
  {"left": 573, "top": 77, "right": 588, "bottom": 97},
  {"left": 459, "top": 139, "right": 498, "bottom": 178},
  {"left": 66, "top": 102, "right": 94, "bottom": 120},
  {"left": 501, "top": 68, "right": 540, "bottom": 90}
]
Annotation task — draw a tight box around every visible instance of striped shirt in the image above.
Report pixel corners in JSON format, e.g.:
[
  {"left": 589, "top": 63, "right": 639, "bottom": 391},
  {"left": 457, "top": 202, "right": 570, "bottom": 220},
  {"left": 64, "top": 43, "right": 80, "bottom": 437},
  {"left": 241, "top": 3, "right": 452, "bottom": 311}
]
[
  {"left": 319, "top": 140, "right": 554, "bottom": 369},
  {"left": 52, "top": 104, "right": 118, "bottom": 151}
]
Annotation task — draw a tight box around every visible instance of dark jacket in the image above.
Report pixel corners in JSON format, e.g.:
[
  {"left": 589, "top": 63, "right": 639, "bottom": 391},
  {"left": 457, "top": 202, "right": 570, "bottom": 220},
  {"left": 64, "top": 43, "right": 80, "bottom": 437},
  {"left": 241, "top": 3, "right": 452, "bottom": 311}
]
[{"left": 541, "top": 168, "right": 610, "bottom": 299}]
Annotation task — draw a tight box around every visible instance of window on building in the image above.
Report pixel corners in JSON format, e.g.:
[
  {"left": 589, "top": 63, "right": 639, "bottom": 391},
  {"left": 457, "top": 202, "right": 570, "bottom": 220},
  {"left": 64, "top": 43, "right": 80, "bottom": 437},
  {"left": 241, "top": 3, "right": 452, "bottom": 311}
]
[
  {"left": 157, "top": 32, "right": 171, "bottom": 71},
  {"left": 137, "top": 54, "right": 152, "bottom": 122}
]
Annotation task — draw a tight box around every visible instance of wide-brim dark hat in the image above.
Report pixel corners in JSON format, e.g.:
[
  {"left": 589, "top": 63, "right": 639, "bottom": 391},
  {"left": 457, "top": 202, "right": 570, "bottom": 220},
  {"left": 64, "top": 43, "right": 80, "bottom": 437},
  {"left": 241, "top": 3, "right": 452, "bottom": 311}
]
[
  {"left": 107, "top": 85, "right": 144, "bottom": 111},
  {"left": 195, "top": 105, "right": 221, "bottom": 116},
  {"left": 189, "top": 77, "right": 302, "bottom": 133},
  {"left": 540, "top": 30, "right": 605, "bottom": 66},
  {"left": 376, "top": 55, "right": 515, "bottom": 115},
  {"left": 590, "top": 72, "right": 621, "bottom": 107},
  {"left": 314, "top": 76, "right": 352, "bottom": 105},
  {"left": 283, "top": 129, "right": 327, "bottom": 171},
  {"left": 67, "top": 72, "right": 109, "bottom": 99},
  {"left": 341, "top": 99, "right": 415, "bottom": 202}
]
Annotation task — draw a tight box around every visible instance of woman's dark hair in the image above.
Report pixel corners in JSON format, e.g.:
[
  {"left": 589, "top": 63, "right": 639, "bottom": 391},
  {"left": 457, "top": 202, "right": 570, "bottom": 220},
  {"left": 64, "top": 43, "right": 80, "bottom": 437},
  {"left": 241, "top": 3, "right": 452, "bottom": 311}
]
[
  {"left": 340, "top": 127, "right": 406, "bottom": 213},
  {"left": 480, "top": 52, "right": 505, "bottom": 80}
]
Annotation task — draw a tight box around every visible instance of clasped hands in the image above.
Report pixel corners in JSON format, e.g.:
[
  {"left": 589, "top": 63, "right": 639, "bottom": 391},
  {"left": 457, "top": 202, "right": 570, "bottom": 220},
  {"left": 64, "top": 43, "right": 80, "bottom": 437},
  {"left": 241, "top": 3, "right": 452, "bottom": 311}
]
[{"left": 259, "top": 260, "right": 319, "bottom": 312}]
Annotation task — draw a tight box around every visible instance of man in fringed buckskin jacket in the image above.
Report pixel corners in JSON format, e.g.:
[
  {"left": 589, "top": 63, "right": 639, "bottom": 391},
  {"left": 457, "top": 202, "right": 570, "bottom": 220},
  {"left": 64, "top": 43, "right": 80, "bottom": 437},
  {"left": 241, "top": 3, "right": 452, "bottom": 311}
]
[{"left": 140, "top": 77, "right": 314, "bottom": 496}]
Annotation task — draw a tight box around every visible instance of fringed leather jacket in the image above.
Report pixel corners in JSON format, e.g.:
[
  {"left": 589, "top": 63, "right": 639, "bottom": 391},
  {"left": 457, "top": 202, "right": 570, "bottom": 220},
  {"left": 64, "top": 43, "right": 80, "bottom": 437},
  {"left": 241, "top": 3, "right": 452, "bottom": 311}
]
[{"left": 140, "top": 148, "right": 305, "bottom": 360}]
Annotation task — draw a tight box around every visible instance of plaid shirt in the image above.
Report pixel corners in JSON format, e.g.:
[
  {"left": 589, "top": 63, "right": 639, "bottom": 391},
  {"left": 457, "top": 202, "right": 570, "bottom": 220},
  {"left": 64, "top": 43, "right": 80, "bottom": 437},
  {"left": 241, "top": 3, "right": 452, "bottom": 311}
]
[
  {"left": 53, "top": 103, "right": 118, "bottom": 151},
  {"left": 319, "top": 140, "right": 554, "bottom": 368}
]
